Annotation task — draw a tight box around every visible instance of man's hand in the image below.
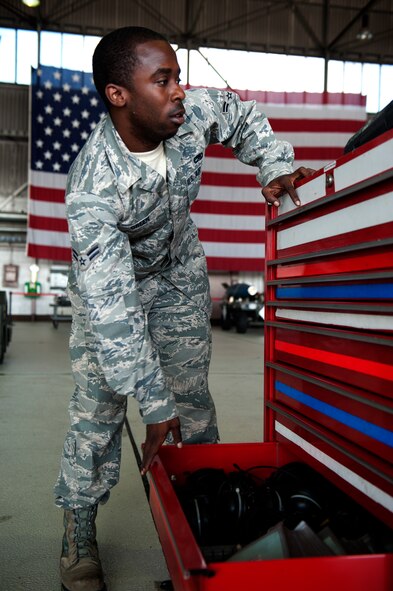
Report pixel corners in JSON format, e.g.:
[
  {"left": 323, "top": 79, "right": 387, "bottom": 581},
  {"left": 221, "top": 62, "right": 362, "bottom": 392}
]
[
  {"left": 140, "top": 417, "right": 182, "bottom": 476},
  {"left": 262, "top": 166, "right": 315, "bottom": 207}
]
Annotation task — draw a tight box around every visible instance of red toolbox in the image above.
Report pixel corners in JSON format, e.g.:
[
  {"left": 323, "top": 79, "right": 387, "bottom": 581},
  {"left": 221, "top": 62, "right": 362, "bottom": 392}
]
[{"left": 148, "top": 129, "right": 393, "bottom": 591}]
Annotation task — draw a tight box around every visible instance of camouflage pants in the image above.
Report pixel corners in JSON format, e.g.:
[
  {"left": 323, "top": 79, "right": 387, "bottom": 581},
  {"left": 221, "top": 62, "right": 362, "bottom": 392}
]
[{"left": 54, "top": 275, "right": 218, "bottom": 509}]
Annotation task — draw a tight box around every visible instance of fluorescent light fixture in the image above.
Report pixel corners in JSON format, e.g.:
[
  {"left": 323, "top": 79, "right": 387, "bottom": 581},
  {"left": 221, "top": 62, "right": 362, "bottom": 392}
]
[
  {"left": 22, "top": 0, "right": 40, "bottom": 7},
  {"left": 356, "top": 13, "right": 373, "bottom": 41}
]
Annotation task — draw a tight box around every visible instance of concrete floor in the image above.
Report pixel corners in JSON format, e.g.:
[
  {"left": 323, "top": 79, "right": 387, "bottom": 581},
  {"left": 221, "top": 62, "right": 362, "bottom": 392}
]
[{"left": 0, "top": 320, "right": 264, "bottom": 591}]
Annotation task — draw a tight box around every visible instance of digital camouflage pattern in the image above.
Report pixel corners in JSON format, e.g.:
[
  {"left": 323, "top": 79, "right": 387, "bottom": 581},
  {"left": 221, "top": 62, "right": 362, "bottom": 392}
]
[{"left": 55, "top": 88, "right": 294, "bottom": 509}]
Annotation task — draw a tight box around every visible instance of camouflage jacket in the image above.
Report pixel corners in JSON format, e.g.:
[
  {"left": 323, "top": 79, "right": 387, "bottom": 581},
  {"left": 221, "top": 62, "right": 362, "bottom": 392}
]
[{"left": 66, "top": 88, "right": 294, "bottom": 424}]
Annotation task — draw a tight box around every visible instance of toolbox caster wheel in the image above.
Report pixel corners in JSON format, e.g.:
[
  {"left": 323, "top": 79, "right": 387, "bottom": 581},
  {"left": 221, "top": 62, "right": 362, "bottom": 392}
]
[{"left": 159, "top": 581, "right": 174, "bottom": 591}]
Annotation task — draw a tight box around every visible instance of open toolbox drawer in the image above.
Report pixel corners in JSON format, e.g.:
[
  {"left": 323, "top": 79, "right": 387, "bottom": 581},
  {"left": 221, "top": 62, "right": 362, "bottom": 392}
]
[
  {"left": 149, "top": 130, "right": 393, "bottom": 590},
  {"left": 149, "top": 443, "right": 392, "bottom": 591}
]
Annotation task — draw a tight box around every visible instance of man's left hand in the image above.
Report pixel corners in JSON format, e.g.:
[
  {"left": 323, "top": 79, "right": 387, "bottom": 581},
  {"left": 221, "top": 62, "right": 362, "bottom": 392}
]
[{"left": 262, "top": 166, "right": 315, "bottom": 207}]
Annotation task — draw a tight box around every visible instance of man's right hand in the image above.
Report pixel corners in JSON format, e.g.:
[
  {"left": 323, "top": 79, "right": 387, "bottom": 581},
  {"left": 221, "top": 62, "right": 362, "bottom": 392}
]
[
  {"left": 262, "top": 166, "right": 315, "bottom": 207},
  {"left": 140, "top": 417, "right": 182, "bottom": 476}
]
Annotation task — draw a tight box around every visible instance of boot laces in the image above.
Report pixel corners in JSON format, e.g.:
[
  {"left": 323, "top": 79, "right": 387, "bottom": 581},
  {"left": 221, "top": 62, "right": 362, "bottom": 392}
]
[{"left": 72, "top": 508, "right": 96, "bottom": 558}]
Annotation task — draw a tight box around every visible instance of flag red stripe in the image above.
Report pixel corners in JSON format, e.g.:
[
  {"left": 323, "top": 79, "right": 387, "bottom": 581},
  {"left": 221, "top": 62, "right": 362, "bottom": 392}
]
[
  {"left": 26, "top": 243, "right": 72, "bottom": 262},
  {"left": 192, "top": 200, "right": 264, "bottom": 215},
  {"left": 206, "top": 256, "right": 265, "bottom": 271},
  {"left": 198, "top": 228, "right": 266, "bottom": 243},
  {"left": 294, "top": 147, "right": 344, "bottom": 159},
  {"left": 30, "top": 185, "right": 65, "bottom": 203},
  {"left": 28, "top": 214, "right": 69, "bottom": 232},
  {"left": 201, "top": 171, "right": 259, "bottom": 187}
]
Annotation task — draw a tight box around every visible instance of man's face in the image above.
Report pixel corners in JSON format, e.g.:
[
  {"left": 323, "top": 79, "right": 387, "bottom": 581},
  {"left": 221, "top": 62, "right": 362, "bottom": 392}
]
[{"left": 123, "top": 40, "right": 186, "bottom": 151}]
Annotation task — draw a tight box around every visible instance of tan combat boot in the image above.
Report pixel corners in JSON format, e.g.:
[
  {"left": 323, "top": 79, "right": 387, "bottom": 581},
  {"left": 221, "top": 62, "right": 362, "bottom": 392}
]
[{"left": 60, "top": 505, "right": 106, "bottom": 591}]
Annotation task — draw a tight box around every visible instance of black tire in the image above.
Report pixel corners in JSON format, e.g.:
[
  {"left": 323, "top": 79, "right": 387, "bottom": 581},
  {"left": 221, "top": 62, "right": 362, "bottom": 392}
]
[
  {"left": 220, "top": 306, "right": 232, "bottom": 331},
  {"left": 0, "top": 306, "right": 6, "bottom": 363},
  {"left": 6, "top": 323, "right": 12, "bottom": 345},
  {"left": 0, "top": 319, "right": 5, "bottom": 364},
  {"left": 236, "top": 312, "right": 248, "bottom": 334}
]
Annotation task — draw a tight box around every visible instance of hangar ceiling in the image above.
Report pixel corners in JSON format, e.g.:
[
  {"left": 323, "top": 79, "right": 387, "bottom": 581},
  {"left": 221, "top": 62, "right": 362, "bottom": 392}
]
[{"left": 0, "top": 0, "right": 392, "bottom": 65}]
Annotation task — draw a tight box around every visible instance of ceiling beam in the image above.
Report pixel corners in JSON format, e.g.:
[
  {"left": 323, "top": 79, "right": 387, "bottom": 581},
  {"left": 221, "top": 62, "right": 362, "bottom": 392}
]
[
  {"left": 194, "top": 1, "right": 285, "bottom": 41},
  {"left": 285, "top": 0, "right": 324, "bottom": 51},
  {"left": 185, "top": 0, "right": 206, "bottom": 39},
  {"left": 127, "top": 0, "right": 184, "bottom": 36},
  {"left": 327, "top": 0, "right": 381, "bottom": 50},
  {"left": 47, "top": 0, "right": 101, "bottom": 24},
  {"left": 0, "top": 0, "right": 37, "bottom": 27}
]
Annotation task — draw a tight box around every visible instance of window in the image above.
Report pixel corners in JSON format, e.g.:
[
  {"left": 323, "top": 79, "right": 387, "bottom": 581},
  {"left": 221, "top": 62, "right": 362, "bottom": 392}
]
[
  {"left": 40, "top": 31, "right": 62, "bottom": 68},
  {"left": 0, "top": 28, "right": 16, "bottom": 83},
  {"left": 16, "top": 29, "right": 38, "bottom": 84},
  {"left": 380, "top": 65, "right": 393, "bottom": 113},
  {"left": 0, "top": 27, "right": 390, "bottom": 114},
  {"left": 62, "top": 33, "right": 84, "bottom": 71}
]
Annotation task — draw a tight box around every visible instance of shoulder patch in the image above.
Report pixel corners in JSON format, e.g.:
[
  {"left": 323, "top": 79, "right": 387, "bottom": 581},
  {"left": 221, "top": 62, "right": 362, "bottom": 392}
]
[
  {"left": 72, "top": 244, "right": 100, "bottom": 271},
  {"left": 222, "top": 91, "right": 234, "bottom": 114}
]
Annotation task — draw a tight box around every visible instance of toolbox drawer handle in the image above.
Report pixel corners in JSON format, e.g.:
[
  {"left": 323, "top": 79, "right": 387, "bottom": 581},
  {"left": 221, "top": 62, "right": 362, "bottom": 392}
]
[{"left": 325, "top": 172, "right": 334, "bottom": 187}]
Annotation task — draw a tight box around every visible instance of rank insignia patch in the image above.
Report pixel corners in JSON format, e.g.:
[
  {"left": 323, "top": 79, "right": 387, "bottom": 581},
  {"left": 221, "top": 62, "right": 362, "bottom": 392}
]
[{"left": 72, "top": 244, "right": 100, "bottom": 271}]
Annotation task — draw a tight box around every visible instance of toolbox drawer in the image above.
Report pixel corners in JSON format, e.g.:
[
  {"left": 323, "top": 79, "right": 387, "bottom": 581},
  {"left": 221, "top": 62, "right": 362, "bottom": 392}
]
[{"left": 149, "top": 442, "right": 392, "bottom": 591}]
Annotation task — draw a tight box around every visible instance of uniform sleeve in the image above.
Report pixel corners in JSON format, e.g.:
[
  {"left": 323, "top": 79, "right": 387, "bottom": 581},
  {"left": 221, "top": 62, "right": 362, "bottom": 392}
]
[
  {"left": 190, "top": 88, "right": 294, "bottom": 186},
  {"left": 66, "top": 190, "right": 177, "bottom": 425}
]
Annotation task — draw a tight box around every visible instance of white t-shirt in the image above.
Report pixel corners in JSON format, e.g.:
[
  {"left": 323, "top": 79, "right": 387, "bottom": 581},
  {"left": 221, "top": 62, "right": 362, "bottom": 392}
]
[{"left": 131, "top": 141, "right": 167, "bottom": 179}]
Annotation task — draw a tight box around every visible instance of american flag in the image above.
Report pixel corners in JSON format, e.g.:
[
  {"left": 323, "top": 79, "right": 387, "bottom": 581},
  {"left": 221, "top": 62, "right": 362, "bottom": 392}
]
[
  {"left": 27, "top": 65, "right": 367, "bottom": 269},
  {"left": 27, "top": 66, "right": 105, "bottom": 261}
]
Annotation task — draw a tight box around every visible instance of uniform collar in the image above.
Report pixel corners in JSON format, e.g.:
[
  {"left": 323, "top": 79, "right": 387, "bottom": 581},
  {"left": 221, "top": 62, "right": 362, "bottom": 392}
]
[
  {"left": 165, "top": 115, "right": 194, "bottom": 183},
  {"left": 103, "top": 116, "right": 142, "bottom": 194},
  {"left": 102, "top": 112, "right": 194, "bottom": 192}
]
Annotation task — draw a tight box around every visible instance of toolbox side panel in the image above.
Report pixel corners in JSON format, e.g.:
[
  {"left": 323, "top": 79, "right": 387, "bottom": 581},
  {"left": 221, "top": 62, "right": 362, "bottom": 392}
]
[{"left": 149, "top": 458, "right": 206, "bottom": 591}]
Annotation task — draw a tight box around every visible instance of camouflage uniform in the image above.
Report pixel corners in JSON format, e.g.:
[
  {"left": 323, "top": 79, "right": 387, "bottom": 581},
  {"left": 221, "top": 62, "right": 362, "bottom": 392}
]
[{"left": 54, "top": 88, "right": 294, "bottom": 509}]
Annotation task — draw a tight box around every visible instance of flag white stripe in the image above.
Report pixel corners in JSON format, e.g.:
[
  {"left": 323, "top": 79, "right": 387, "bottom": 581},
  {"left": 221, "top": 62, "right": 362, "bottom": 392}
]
[
  {"left": 203, "top": 242, "right": 265, "bottom": 258},
  {"left": 28, "top": 199, "right": 66, "bottom": 218},
  {"left": 203, "top": 158, "right": 258, "bottom": 175},
  {"left": 259, "top": 104, "right": 367, "bottom": 120},
  {"left": 198, "top": 185, "right": 261, "bottom": 202},
  {"left": 191, "top": 212, "right": 265, "bottom": 230},
  {"left": 26, "top": 227, "right": 71, "bottom": 248},
  {"left": 275, "top": 132, "right": 355, "bottom": 147},
  {"left": 30, "top": 170, "right": 67, "bottom": 190},
  {"left": 278, "top": 191, "right": 393, "bottom": 249}
]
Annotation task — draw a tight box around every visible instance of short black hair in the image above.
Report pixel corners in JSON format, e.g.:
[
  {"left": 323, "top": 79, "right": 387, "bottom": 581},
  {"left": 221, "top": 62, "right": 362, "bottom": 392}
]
[{"left": 92, "top": 26, "right": 168, "bottom": 106}]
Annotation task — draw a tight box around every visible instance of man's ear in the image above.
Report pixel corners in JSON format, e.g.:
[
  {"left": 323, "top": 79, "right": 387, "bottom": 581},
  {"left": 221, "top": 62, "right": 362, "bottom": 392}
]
[{"left": 105, "top": 84, "right": 128, "bottom": 108}]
